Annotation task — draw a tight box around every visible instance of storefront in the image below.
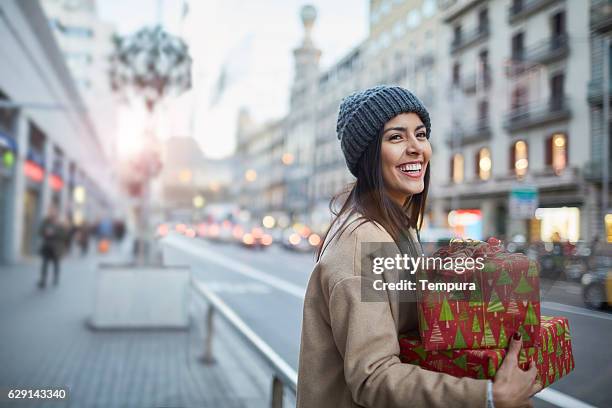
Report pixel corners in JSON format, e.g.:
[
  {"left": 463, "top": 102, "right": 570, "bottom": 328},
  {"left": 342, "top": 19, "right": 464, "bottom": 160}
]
[
  {"left": 0, "top": 131, "right": 17, "bottom": 262},
  {"left": 21, "top": 157, "right": 44, "bottom": 255},
  {"left": 532, "top": 207, "right": 580, "bottom": 242},
  {"left": 447, "top": 209, "right": 483, "bottom": 240}
]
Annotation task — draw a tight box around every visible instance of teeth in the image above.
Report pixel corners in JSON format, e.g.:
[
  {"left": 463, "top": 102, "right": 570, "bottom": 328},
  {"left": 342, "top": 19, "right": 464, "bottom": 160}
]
[{"left": 398, "top": 163, "right": 422, "bottom": 172}]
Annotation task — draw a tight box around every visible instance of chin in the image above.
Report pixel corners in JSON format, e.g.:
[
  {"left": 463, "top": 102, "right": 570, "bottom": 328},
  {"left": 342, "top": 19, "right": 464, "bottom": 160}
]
[{"left": 399, "top": 181, "right": 424, "bottom": 195}]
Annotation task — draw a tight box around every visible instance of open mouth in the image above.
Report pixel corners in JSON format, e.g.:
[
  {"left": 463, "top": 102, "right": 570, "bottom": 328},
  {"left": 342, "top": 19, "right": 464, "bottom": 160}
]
[{"left": 396, "top": 162, "right": 424, "bottom": 179}]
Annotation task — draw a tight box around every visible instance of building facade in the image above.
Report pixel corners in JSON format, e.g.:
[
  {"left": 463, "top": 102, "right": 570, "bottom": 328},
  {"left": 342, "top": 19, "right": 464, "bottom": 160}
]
[
  {"left": 41, "top": 0, "right": 117, "bottom": 162},
  {"left": 0, "top": 0, "right": 118, "bottom": 264},
  {"left": 233, "top": 0, "right": 605, "bottom": 242},
  {"left": 437, "top": 0, "right": 592, "bottom": 242},
  {"left": 586, "top": 0, "right": 612, "bottom": 240}
]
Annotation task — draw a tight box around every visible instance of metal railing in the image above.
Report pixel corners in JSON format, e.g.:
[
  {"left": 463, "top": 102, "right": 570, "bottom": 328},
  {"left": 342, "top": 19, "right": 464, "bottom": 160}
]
[
  {"left": 508, "top": 0, "right": 560, "bottom": 23},
  {"left": 450, "top": 24, "right": 489, "bottom": 54},
  {"left": 192, "top": 280, "right": 297, "bottom": 408}
]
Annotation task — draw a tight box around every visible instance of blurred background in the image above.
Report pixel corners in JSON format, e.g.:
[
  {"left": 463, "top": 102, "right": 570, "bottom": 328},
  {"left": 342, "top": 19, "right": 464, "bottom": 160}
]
[{"left": 0, "top": 0, "right": 611, "bottom": 407}]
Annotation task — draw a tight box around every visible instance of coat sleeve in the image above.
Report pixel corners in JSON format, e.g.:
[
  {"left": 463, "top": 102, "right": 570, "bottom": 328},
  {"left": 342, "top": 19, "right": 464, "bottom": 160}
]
[{"left": 328, "top": 276, "right": 488, "bottom": 408}]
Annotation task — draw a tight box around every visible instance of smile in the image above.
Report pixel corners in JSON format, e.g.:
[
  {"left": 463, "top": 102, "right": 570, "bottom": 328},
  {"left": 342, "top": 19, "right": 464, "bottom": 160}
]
[{"left": 396, "top": 161, "right": 425, "bottom": 179}]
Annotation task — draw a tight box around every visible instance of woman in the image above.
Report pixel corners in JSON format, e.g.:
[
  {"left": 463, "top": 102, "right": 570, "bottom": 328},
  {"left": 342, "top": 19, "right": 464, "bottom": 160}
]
[{"left": 297, "top": 85, "right": 541, "bottom": 408}]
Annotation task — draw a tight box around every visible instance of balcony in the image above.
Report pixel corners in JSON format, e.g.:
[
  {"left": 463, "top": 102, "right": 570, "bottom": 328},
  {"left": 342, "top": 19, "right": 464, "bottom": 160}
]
[
  {"left": 506, "top": 35, "right": 569, "bottom": 77},
  {"left": 446, "top": 119, "right": 492, "bottom": 146},
  {"left": 504, "top": 97, "right": 571, "bottom": 132},
  {"left": 461, "top": 70, "right": 491, "bottom": 94},
  {"left": 591, "top": 1, "right": 612, "bottom": 33},
  {"left": 451, "top": 25, "right": 489, "bottom": 55},
  {"left": 442, "top": 0, "right": 489, "bottom": 23},
  {"left": 587, "top": 78, "right": 612, "bottom": 105},
  {"left": 508, "top": 0, "right": 561, "bottom": 24}
]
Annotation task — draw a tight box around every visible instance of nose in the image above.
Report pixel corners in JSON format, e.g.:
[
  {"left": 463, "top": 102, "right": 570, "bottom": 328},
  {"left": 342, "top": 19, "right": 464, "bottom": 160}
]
[{"left": 405, "top": 133, "right": 424, "bottom": 156}]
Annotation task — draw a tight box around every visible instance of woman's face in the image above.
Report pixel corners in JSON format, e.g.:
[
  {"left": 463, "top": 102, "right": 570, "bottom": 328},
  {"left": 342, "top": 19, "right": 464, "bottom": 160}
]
[{"left": 380, "top": 112, "right": 431, "bottom": 205}]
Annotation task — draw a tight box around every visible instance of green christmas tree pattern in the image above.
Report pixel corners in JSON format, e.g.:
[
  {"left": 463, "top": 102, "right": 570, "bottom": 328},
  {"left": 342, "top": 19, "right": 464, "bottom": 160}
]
[
  {"left": 469, "top": 282, "right": 483, "bottom": 307},
  {"left": 453, "top": 354, "right": 467, "bottom": 370},
  {"left": 488, "top": 358, "right": 497, "bottom": 378},
  {"left": 472, "top": 314, "right": 481, "bottom": 333},
  {"left": 537, "top": 348, "right": 544, "bottom": 364},
  {"left": 497, "top": 267, "right": 513, "bottom": 296},
  {"left": 487, "top": 289, "right": 505, "bottom": 316},
  {"left": 453, "top": 328, "right": 467, "bottom": 349},
  {"left": 429, "top": 320, "right": 444, "bottom": 345},
  {"left": 474, "top": 365, "right": 486, "bottom": 379},
  {"left": 547, "top": 334, "right": 555, "bottom": 354},
  {"left": 419, "top": 306, "right": 429, "bottom": 331},
  {"left": 518, "top": 325, "right": 531, "bottom": 342},
  {"left": 439, "top": 298, "right": 454, "bottom": 329},
  {"left": 524, "top": 302, "right": 538, "bottom": 326},
  {"left": 482, "top": 320, "right": 497, "bottom": 347},
  {"left": 514, "top": 275, "right": 534, "bottom": 294},
  {"left": 458, "top": 309, "right": 469, "bottom": 322},
  {"left": 506, "top": 298, "right": 520, "bottom": 315},
  {"left": 498, "top": 325, "right": 508, "bottom": 347}
]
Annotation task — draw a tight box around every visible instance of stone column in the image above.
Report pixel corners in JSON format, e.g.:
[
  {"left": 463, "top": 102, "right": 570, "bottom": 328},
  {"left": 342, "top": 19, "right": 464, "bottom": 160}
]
[
  {"left": 40, "top": 139, "right": 53, "bottom": 217},
  {"left": 481, "top": 199, "right": 496, "bottom": 239},
  {"left": 59, "top": 157, "right": 70, "bottom": 219},
  {"left": 6, "top": 111, "right": 29, "bottom": 264}
]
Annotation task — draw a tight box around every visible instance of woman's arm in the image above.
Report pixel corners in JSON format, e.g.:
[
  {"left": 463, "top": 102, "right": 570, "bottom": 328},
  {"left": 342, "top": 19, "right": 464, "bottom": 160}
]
[{"left": 329, "top": 276, "right": 488, "bottom": 408}]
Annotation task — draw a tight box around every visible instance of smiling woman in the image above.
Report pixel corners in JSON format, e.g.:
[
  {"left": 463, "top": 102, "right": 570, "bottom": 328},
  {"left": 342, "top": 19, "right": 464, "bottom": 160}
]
[{"left": 297, "top": 85, "right": 541, "bottom": 408}]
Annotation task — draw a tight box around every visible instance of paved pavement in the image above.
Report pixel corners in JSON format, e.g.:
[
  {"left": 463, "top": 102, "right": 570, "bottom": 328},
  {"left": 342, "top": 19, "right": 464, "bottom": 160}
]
[
  {"left": 162, "top": 234, "right": 612, "bottom": 408},
  {"left": 0, "top": 247, "right": 277, "bottom": 408}
]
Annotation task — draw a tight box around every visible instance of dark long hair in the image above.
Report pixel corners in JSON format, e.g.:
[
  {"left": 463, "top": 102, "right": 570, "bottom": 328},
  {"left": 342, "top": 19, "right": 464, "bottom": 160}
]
[{"left": 315, "top": 130, "right": 430, "bottom": 262}]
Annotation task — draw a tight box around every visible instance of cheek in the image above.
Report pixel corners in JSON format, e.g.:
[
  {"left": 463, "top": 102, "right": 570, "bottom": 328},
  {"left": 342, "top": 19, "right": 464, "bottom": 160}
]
[{"left": 424, "top": 141, "right": 433, "bottom": 160}]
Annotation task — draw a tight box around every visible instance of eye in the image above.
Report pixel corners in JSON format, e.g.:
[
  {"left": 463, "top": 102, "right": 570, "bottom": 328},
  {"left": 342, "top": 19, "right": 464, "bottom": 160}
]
[
  {"left": 416, "top": 132, "right": 427, "bottom": 139},
  {"left": 389, "top": 134, "right": 402, "bottom": 141}
]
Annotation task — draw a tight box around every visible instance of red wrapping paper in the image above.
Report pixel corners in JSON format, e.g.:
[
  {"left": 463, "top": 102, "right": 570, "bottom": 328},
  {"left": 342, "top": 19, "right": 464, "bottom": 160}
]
[
  {"left": 400, "top": 316, "right": 574, "bottom": 387},
  {"left": 416, "top": 238, "right": 540, "bottom": 350}
]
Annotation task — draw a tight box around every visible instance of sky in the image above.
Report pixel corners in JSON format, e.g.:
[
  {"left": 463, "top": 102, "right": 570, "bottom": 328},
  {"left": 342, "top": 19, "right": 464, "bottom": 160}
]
[{"left": 98, "top": 0, "right": 369, "bottom": 158}]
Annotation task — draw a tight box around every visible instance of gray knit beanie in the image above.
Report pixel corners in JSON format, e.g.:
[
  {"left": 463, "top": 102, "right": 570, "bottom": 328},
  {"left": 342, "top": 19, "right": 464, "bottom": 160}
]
[{"left": 336, "top": 85, "right": 431, "bottom": 177}]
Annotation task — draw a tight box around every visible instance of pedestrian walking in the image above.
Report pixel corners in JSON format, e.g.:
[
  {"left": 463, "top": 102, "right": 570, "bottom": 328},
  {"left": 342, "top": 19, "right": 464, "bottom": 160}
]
[
  {"left": 297, "top": 85, "right": 541, "bottom": 408},
  {"left": 38, "top": 208, "right": 65, "bottom": 288}
]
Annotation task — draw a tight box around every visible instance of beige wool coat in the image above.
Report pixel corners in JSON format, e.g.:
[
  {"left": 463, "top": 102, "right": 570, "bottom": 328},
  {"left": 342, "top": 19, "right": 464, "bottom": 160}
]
[{"left": 297, "top": 212, "right": 488, "bottom": 408}]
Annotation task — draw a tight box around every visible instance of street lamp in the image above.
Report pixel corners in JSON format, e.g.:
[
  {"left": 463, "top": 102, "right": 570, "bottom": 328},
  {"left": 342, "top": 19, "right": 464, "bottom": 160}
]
[{"left": 193, "top": 195, "right": 205, "bottom": 209}]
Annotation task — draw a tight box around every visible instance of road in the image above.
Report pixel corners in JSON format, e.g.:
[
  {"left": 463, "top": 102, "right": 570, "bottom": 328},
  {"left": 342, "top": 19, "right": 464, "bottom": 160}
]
[{"left": 162, "top": 234, "right": 612, "bottom": 408}]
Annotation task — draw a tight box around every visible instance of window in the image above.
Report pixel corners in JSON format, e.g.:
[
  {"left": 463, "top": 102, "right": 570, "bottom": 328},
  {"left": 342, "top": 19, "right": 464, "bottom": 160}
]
[
  {"left": 546, "top": 133, "right": 567, "bottom": 175},
  {"left": 511, "top": 140, "right": 529, "bottom": 178},
  {"left": 511, "top": 32, "right": 525, "bottom": 61},
  {"left": 551, "top": 11, "right": 566, "bottom": 39},
  {"left": 478, "top": 100, "right": 489, "bottom": 123},
  {"left": 422, "top": 0, "right": 436, "bottom": 18},
  {"left": 407, "top": 9, "right": 421, "bottom": 28},
  {"left": 511, "top": 86, "right": 528, "bottom": 110},
  {"left": 451, "top": 153, "right": 464, "bottom": 183},
  {"left": 478, "top": 8, "right": 489, "bottom": 33},
  {"left": 452, "top": 62, "right": 461, "bottom": 85},
  {"left": 453, "top": 25, "right": 462, "bottom": 46},
  {"left": 479, "top": 50, "right": 490, "bottom": 85},
  {"left": 550, "top": 73, "right": 565, "bottom": 110},
  {"left": 476, "top": 147, "right": 492, "bottom": 180}
]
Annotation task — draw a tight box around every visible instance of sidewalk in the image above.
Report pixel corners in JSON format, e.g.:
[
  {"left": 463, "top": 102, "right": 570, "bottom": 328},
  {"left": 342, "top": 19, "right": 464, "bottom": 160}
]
[{"left": 0, "top": 246, "right": 273, "bottom": 408}]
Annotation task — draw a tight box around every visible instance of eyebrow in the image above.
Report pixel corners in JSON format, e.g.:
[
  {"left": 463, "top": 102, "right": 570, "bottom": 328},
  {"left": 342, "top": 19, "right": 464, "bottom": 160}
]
[{"left": 383, "top": 125, "right": 426, "bottom": 134}]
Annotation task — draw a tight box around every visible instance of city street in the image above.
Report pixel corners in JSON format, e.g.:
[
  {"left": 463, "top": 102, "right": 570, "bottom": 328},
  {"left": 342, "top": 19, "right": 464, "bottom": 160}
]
[
  {"left": 0, "top": 246, "right": 277, "bottom": 408},
  {"left": 162, "top": 234, "right": 612, "bottom": 408}
]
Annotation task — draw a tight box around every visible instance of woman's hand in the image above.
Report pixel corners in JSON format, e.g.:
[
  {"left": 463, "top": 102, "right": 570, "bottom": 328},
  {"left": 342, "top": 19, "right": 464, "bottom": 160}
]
[{"left": 492, "top": 332, "right": 542, "bottom": 408}]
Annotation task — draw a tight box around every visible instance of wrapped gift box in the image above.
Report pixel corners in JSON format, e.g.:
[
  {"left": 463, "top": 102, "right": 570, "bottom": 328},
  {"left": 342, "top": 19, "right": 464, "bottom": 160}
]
[
  {"left": 417, "top": 238, "right": 541, "bottom": 350},
  {"left": 400, "top": 316, "right": 574, "bottom": 387}
]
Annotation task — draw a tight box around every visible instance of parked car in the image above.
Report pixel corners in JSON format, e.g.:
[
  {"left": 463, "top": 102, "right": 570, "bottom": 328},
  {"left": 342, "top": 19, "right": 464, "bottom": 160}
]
[
  {"left": 241, "top": 226, "right": 273, "bottom": 250},
  {"left": 581, "top": 253, "right": 612, "bottom": 309}
]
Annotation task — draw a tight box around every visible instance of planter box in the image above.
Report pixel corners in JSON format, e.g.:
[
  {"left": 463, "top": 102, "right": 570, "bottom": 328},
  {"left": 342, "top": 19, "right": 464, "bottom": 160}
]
[{"left": 90, "top": 263, "right": 190, "bottom": 329}]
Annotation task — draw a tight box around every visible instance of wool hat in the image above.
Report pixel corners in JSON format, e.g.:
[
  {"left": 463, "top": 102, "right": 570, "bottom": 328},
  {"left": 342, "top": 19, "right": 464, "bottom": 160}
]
[{"left": 336, "top": 85, "right": 431, "bottom": 177}]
